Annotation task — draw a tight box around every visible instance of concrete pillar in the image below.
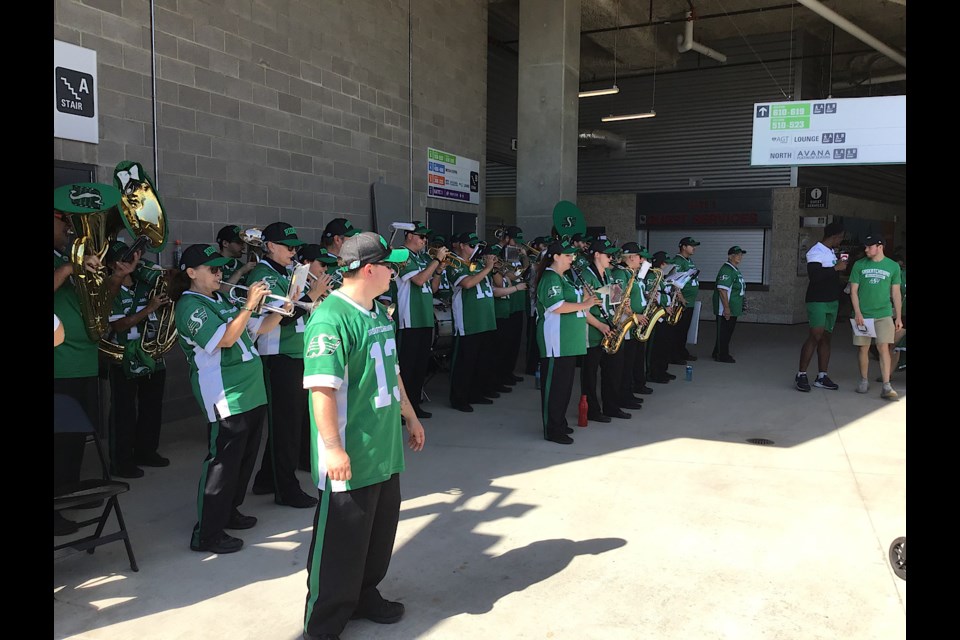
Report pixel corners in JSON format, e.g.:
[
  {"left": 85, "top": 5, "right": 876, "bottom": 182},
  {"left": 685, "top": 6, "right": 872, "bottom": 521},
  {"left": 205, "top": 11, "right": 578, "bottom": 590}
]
[{"left": 516, "top": 0, "right": 581, "bottom": 238}]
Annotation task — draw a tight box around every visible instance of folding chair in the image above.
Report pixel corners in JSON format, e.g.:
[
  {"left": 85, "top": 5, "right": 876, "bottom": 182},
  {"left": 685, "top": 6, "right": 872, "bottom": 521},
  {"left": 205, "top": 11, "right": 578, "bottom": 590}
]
[{"left": 54, "top": 393, "right": 139, "bottom": 572}]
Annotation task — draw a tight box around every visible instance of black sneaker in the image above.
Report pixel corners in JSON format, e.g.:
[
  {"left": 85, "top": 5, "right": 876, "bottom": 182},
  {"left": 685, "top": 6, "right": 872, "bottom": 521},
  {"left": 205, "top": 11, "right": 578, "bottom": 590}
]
[
  {"left": 351, "top": 599, "right": 405, "bottom": 624},
  {"left": 111, "top": 464, "right": 145, "bottom": 479},
  {"left": 226, "top": 510, "right": 258, "bottom": 530},
  {"left": 191, "top": 532, "right": 244, "bottom": 554},
  {"left": 135, "top": 451, "right": 171, "bottom": 467},
  {"left": 276, "top": 490, "right": 319, "bottom": 509},
  {"left": 545, "top": 434, "right": 575, "bottom": 445},
  {"left": 814, "top": 375, "right": 839, "bottom": 390},
  {"left": 795, "top": 373, "right": 811, "bottom": 392},
  {"left": 451, "top": 403, "right": 474, "bottom": 412}
]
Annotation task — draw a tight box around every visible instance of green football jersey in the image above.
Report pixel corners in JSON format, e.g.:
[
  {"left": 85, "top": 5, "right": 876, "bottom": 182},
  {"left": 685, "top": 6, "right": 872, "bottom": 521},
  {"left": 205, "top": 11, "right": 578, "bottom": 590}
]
[
  {"left": 451, "top": 266, "right": 496, "bottom": 335},
  {"left": 175, "top": 290, "right": 267, "bottom": 422},
  {"left": 220, "top": 257, "right": 246, "bottom": 283},
  {"left": 397, "top": 250, "right": 435, "bottom": 329},
  {"left": 536, "top": 268, "right": 587, "bottom": 357},
  {"left": 53, "top": 251, "right": 99, "bottom": 378},
  {"left": 108, "top": 280, "right": 167, "bottom": 376},
  {"left": 713, "top": 261, "right": 745, "bottom": 316},
  {"left": 302, "top": 290, "right": 405, "bottom": 492},
  {"left": 493, "top": 272, "right": 512, "bottom": 320},
  {"left": 580, "top": 266, "right": 616, "bottom": 348},
  {"left": 670, "top": 254, "right": 700, "bottom": 308},
  {"left": 609, "top": 266, "right": 646, "bottom": 341},
  {"left": 247, "top": 261, "right": 305, "bottom": 357},
  {"left": 849, "top": 257, "right": 901, "bottom": 319}
]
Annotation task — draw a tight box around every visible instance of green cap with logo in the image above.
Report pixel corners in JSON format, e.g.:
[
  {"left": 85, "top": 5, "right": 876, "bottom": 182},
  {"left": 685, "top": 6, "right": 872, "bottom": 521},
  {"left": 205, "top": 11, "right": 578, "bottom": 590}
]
[
  {"left": 179, "top": 244, "right": 231, "bottom": 271},
  {"left": 727, "top": 245, "right": 748, "bottom": 255},
  {"left": 262, "top": 222, "right": 305, "bottom": 247},
  {"left": 410, "top": 220, "right": 432, "bottom": 236}
]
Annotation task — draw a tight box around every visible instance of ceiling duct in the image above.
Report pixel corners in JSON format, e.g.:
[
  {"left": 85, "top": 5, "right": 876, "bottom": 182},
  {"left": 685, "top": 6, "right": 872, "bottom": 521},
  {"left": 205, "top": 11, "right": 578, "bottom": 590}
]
[
  {"left": 676, "top": 10, "right": 727, "bottom": 63},
  {"left": 578, "top": 129, "right": 626, "bottom": 159}
]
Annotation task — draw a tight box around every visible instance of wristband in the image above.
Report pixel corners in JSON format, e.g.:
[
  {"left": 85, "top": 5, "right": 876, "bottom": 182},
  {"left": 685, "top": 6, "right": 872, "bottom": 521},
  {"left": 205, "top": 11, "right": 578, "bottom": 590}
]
[{"left": 242, "top": 306, "right": 254, "bottom": 312}]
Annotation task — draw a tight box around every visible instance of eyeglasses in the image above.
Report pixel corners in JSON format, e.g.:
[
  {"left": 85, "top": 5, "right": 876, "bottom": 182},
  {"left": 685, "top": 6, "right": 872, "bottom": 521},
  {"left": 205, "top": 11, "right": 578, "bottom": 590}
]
[{"left": 205, "top": 265, "right": 223, "bottom": 274}]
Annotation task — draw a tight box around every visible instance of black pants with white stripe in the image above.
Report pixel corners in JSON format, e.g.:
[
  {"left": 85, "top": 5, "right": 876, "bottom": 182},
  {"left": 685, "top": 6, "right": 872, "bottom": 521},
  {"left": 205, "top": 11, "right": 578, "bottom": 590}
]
[
  {"left": 303, "top": 473, "right": 401, "bottom": 637},
  {"left": 192, "top": 405, "right": 265, "bottom": 547},
  {"left": 398, "top": 326, "right": 432, "bottom": 408},
  {"left": 540, "top": 356, "right": 577, "bottom": 440},
  {"left": 254, "top": 355, "right": 306, "bottom": 500}
]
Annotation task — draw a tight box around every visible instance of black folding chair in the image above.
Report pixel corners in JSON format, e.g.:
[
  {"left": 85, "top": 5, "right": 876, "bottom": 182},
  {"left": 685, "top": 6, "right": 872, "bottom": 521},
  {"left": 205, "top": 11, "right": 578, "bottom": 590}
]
[{"left": 54, "top": 393, "right": 139, "bottom": 571}]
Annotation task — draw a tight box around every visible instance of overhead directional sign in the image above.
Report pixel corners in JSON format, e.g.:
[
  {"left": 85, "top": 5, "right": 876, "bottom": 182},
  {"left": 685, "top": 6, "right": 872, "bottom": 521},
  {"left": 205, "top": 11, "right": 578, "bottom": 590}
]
[
  {"left": 751, "top": 96, "right": 905, "bottom": 166},
  {"left": 427, "top": 148, "right": 480, "bottom": 205}
]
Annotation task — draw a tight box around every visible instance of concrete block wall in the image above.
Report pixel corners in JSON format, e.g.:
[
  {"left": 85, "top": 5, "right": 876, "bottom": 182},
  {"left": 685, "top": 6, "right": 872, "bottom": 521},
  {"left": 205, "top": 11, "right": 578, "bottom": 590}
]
[
  {"left": 577, "top": 194, "right": 638, "bottom": 246},
  {"left": 54, "top": 0, "right": 487, "bottom": 254}
]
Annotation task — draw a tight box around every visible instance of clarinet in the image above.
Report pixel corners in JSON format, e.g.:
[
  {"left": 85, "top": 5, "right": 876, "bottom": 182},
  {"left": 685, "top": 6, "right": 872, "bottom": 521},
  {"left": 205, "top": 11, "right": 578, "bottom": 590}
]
[{"left": 569, "top": 263, "right": 613, "bottom": 326}]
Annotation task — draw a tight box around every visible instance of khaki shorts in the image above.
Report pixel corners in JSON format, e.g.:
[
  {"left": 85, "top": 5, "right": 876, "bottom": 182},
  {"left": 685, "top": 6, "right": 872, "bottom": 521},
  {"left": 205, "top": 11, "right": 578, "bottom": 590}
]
[{"left": 852, "top": 316, "right": 896, "bottom": 346}]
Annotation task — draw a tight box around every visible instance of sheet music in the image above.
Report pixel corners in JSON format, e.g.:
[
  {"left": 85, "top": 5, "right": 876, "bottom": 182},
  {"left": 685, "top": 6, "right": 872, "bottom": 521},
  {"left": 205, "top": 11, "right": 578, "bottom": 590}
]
[{"left": 850, "top": 318, "right": 877, "bottom": 338}]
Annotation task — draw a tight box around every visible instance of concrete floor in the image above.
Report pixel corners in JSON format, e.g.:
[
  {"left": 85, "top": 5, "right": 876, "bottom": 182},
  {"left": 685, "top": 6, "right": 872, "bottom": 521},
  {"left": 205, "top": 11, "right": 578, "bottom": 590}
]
[{"left": 53, "top": 322, "right": 906, "bottom": 640}]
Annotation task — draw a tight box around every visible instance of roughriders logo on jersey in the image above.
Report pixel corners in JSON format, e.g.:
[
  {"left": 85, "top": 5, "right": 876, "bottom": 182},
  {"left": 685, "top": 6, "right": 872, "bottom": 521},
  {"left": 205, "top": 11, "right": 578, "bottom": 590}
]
[
  {"left": 188, "top": 307, "right": 207, "bottom": 335},
  {"left": 861, "top": 268, "right": 891, "bottom": 285},
  {"left": 306, "top": 334, "right": 341, "bottom": 357},
  {"left": 548, "top": 285, "right": 562, "bottom": 298}
]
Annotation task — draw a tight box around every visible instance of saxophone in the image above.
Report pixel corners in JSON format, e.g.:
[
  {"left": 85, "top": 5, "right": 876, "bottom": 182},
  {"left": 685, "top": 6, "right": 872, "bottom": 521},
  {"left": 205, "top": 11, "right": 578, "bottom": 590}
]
[
  {"left": 634, "top": 268, "right": 667, "bottom": 341},
  {"left": 600, "top": 266, "right": 636, "bottom": 355}
]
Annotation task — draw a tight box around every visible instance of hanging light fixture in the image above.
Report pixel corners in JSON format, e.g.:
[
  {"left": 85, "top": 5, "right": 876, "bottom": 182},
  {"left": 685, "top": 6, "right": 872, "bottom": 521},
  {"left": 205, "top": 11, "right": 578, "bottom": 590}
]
[
  {"left": 603, "top": 20, "right": 658, "bottom": 121},
  {"left": 579, "top": 0, "right": 620, "bottom": 98}
]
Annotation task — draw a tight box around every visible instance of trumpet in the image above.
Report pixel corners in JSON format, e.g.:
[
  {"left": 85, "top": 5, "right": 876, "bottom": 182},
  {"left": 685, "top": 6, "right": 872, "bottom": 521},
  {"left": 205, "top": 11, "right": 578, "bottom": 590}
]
[
  {"left": 222, "top": 279, "right": 317, "bottom": 317},
  {"left": 428, "top": 247, "right": 467, "bottom": 268}
]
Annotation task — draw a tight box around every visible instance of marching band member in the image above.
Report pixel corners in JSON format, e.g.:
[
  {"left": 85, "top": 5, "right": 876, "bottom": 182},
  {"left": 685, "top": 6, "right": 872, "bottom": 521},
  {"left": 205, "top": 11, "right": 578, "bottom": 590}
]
[
  {"left": 536, "top": 240, "right": 597, "bottom": 445},
  {"left": 397, "top": 221, "right": 447, "bottom": 419},
  {"left": 647, "top": 251, "right": 678, "bottom": 384},
  {"left": 524, "top": 236, "right": 549, "bottom": 378},
  {"left": 608, "top": 243, "right": 650, "bottom": 410},
  {"left": 488, "top": 244, "right": 518, "bottom": 394},
  {"left": 321, "top": 217, "right": 361, "bottom": 291},
  {"left": 248, "top": 223, "right": 330, "bottom": 508},
  {"left": 171, "top": 244, "right": 287, "bottom": 554},
  {"left": 217, "top": 224, "right": 257, "bottom": 289},
  {"left": 668, "top": 237, "right": 701, "bottom": 363},
  {"left": 104, "top": 240, "right": 172, "bottom": 478}
]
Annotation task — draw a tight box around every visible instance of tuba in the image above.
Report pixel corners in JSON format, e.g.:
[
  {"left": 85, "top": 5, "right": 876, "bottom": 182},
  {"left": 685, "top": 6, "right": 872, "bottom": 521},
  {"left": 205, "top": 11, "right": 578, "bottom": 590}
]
[{"left": 634, "top": 268, "right": 666, "bottom": 342}]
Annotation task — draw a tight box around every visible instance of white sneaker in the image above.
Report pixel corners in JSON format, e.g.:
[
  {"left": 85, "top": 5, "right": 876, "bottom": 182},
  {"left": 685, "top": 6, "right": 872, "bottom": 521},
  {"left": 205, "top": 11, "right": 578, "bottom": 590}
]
[{"left": 856, "top": 379, "right": 869, "bottom": 394}]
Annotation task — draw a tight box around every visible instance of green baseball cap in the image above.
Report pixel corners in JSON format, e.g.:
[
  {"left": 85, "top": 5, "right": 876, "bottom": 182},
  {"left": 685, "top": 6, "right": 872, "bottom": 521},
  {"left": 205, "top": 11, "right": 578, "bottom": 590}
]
[
  {"left": 727, "top": 245, "right": 748, "bottom": 255},
  {"left": 547, "top": 239, "right": 577, "bottom": 255},
  {"left": 410, "top": 220, "right": 432, "bottom": 236},
  {"left": 262, "top": 222, "right": 305, "bottom": 247},
  {"left": 179, "top": 244, "right": 231, "bottom": 271}
]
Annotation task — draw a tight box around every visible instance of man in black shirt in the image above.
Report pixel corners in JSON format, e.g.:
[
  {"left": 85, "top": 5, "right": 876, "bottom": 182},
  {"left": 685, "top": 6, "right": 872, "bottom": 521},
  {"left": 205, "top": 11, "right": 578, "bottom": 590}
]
[{"left": 795, "top": 222, "right": 848, "bottom": 392}]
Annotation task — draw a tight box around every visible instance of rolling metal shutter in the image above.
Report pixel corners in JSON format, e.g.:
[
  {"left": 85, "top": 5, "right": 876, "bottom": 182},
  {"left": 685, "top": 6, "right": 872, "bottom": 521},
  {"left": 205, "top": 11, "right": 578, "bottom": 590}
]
[{"left": 644, "top": 229, "right": 766, "bottom": 284}]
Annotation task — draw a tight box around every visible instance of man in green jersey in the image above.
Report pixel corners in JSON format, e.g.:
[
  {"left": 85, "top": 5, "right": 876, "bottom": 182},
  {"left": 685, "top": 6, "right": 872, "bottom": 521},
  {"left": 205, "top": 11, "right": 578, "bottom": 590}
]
[
  {"left": 849, "top": 236, "right": 903, "bottom": 400},
  {"left": 104, "top": 241, "right": 172, "bottom": 478},
  {"left": 668, "top": 237, "right": 700, "bottom": 363},
  {"left": 217, "top": 225, "right": 257, "bottom": 290},
  {"left": 397, "top": 221, "right": 447, "bottom": 419},
  {"left": 712, "top": 246, "right": 747, "bottom": 364},
  {"left": 249, "top": 222, "right": 328, "bottom": 508},
  {"left": 301, "top": 232, "right": 425, "bottom": 640}
]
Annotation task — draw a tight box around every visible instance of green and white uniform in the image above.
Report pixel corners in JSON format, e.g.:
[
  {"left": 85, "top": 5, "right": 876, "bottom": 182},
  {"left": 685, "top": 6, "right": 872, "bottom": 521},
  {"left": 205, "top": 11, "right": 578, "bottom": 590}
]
[
  {"left": 451, "top": 266, "right": 496, "bottom": 336},
  {"left": 580, "top": 266, "right": 615, "bottom": 348},
  {"left": 669, "top": 254, "right": 700, "bottom": 308},
  {"left": 536, "top": 268, "right": 587, "bottom": 357},
  {"left": 302, "top": 290, "right": 405, "bottom": 492},
  {"left": 713, "top": 261, "right": 746, "bottom": 316},
  {"left": 54, "top": 250, "right": 99, "bottom": 378},
  {"left": 397, "top": 250, "right": 435, "bottom": 329},
  {"left": 221, "top": 257, "right": 246, "bottom": 284},
  {"left": 108, "top": 279, "right": 168, "bottom": 377},
  {"left": 609, "top": 266, "right": 645, "bottom": 341},
  {"left": 247, "top": 261, "right": 306, "bottom": 356},
  {"left": 175, "top": 290, "right": 267, "bottom": 422},
  {"left": 849, "top": 257, "right": 902, "bottom": 319},
  {"left": 494, "top": 273, "right": 513, "bottom": 320}
]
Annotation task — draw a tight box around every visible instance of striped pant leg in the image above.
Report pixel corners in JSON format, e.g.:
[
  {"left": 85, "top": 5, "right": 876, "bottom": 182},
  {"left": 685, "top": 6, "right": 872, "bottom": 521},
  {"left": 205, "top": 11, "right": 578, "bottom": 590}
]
[{"left": 542, "top": 356, "right": 576, "bottom": 439}]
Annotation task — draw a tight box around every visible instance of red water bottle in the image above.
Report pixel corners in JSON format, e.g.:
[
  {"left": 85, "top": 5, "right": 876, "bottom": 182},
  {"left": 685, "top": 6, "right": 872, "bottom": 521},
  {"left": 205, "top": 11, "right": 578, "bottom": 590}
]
[{"left": 577, "top": 395, "right": 588, "bottom": 427}]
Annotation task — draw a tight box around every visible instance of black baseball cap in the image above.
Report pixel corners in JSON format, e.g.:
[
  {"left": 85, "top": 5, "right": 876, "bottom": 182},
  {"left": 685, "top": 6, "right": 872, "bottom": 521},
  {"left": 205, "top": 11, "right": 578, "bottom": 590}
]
[
  {"left": 322, "top": 217, "right": 361, "bottom": 240},
  {"left": 458, "top": 232, "right": 481, "bottom": 247},
  {"left": 297, "top": 244, "right": 338, "bottom": 265},
  {"left": 217, "top": 225, "right": 243, "bottom": 244},
  {"left": 620, "top": 242, "right": 652, "bottom": 259},
  {"left": 105, "top": 240, "right": 130, "bottom": 263},
  {"left": 546, "top": 239, "right": 577, "bottom": 256},
  {"left": 727, "top": 246, "right": 748, "bottom": 255},
  {"left": 679, "top": 236, "right": 701, "bottom": 247},
  {"left": 651, "top": 250, "right": 669, "bottom": 265},
  {"left": 339, "top": 232, "right": 410, "bottom": 270},
  {"left": 864, "top": 235, "right": 884, "bottom": 247},
  {"left": 571, "top": 233, "right": 594, "bottom": 243},
  {"left": 180, "top": 244, "right": 231, "bottom": 271},
  {"left": 588, "top": 239, "right": 618, "bottom": 255},
  {"left": 503, "top": 225, "right": 523, "bottom": 240},
  {"left": 486, "top": 244, "right": 503, "bottom": 256},
  {"left": 532, "top": 236, "right": 549, "bottom": 246},
  {"left": 407, "top": 220, "right": 432, "bottom": 237},
  {"left": 430, "top": 234, "right": 447, "bottom": 245},
  {"left": 262, "top": 222, "right": 305, "bottom": 247}
]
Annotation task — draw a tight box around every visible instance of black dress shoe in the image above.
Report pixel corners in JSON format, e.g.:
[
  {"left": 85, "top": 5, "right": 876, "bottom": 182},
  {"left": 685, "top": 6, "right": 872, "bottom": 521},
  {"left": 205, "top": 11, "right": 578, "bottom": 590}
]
[
  {"left": 191, "top": 532, "right": 244, "bottom": 554},
  {"left": 564, "top": 427, "right": 575, "bottom": 434},
  {"left": 622, "top": 401, "right": 644, "bottom": 410},
  {"left": 54, "top": 512, "right": 80, "bottom": 536},
  {"left": 511, "top": 375, "right": 525, "bottom": 383},
  {"left": 670, "top": 359, "right": 687, "bottom": 366},
  {"left": 111, "top": 464, "right": 145, "bottom": 479},
  {"left": 586, "top": 413, "right": 612, "bottom": 423},
  {"left": 226, "top": 510, "right": 258, "bottom": 530},
  {"left": 452, "top": 403, "right": 474, "bottom": 412},
  {"left": 648, "top": 376, "right": 671, "bottom": 384},
  {"left": 414, "top": 406, "right": 432, "bottom": 419},
  {"left": 135, "top": 451, "right": 171, "bottom": 467},
  {"left": 276, "top": 490, "right": 319, "bottom": 509},
  {"left": 715, "top": 355, "right": 736, "bottom": 363},
  {"left": 351, "top": 599, "right": 405, "bottom": 624},
  {"left": 545, "top": 434, "right": 574, "bottom": 444},
  {"left": 484, "top": 391, "right": 501, "bottom": 398},
  {"left": 665, "top": 373, "right": 677, "bottom": 380},
  {"left": 251, "top": 483, "right": 275, "bottom": 496},
  {"left": 604, "top": 410, "right": 632, "bottom": 419},
  {"left": 471, "top": 397, "right": 494, "bottom": 405},
  {"left": 493, "top": 385, "right": 512, "bottom": 393},
  {"left": 634, "top": 385, "right": 654, "bottom": 394}
]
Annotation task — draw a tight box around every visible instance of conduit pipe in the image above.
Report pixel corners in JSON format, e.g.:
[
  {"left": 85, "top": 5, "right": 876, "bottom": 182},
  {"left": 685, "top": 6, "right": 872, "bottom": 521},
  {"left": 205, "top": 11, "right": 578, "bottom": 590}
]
[
  {"left": 676, "top": 11, "right": 727, "bottom": 63},
  {"left": 797, "top": 0, "right": 906, "bottom": 68}
]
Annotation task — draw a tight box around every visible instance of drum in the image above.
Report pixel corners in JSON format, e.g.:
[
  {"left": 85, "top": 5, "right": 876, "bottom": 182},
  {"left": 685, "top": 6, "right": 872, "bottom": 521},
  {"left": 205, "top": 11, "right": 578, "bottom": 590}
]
[{"left": 433, "top": 303, "right": 454, "bottom": 352}]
